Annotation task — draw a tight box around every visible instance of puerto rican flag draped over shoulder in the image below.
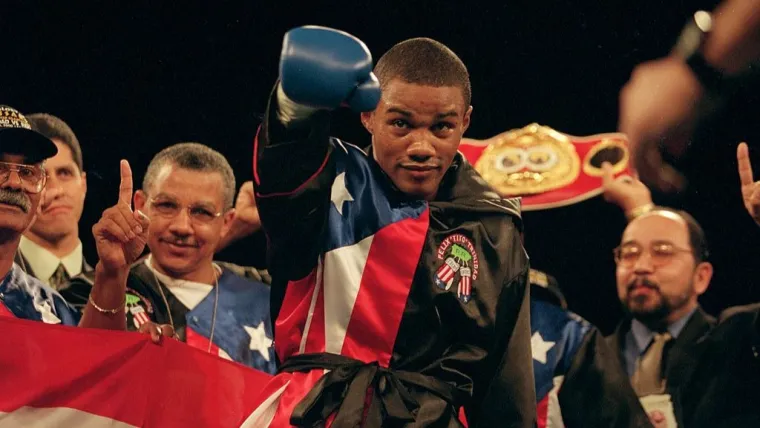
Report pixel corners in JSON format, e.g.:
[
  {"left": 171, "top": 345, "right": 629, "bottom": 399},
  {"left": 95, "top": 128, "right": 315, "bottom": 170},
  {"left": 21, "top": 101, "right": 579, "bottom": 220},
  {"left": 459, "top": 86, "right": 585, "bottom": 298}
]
[
  {"left": 0, "top": 317, "right": 272, "bottom": 427},
  {"left": 247, "top": 139, "right": 431, "bottom": 426}
]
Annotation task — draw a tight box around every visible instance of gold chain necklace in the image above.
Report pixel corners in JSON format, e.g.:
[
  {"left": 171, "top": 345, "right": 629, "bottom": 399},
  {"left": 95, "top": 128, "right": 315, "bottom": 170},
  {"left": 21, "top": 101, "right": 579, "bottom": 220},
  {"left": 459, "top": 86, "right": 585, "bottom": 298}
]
[{"left": 148, "top": 258, "right": 220, "bottom": 354}]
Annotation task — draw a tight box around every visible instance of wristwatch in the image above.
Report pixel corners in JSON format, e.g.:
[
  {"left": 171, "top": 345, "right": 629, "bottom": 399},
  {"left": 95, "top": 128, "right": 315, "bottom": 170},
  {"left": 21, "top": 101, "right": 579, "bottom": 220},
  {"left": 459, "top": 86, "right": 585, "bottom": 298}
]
[{"left": 671, "top": 10, "right": 724, "bottom": 92}]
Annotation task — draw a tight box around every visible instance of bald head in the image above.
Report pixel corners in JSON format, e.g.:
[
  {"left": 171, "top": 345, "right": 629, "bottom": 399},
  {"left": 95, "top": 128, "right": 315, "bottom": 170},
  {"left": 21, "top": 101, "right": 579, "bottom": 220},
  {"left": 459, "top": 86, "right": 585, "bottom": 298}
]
[{"left": 624, "top": 208, "right": 709, "bottom": 262}]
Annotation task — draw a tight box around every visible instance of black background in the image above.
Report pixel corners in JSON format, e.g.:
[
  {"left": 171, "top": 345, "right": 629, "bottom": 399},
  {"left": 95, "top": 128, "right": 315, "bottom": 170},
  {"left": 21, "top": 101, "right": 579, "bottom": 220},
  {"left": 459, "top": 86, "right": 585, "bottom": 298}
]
[{"left": 2, "top": 0, "right": 759, "bottom": 333}]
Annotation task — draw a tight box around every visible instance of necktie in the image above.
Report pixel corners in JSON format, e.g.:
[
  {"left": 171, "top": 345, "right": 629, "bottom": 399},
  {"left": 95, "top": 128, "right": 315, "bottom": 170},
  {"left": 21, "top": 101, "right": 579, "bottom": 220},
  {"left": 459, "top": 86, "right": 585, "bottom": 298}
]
[
  {"left": 49, "top": 263, "right": 70, "bottom": 290},
  {"left": 631, "top": 331, "right": 673, "bottom": 396}
]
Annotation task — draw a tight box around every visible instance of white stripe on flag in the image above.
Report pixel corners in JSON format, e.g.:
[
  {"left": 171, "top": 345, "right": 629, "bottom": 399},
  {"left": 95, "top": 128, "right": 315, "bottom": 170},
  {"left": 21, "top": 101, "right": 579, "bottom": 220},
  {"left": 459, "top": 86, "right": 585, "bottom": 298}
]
[
  {"left": 299, "top": 258, "right": 323, "bottom": 354},
  {"left": 136, "top": 312, "right": 149, "bottom": 326},
  {"left": 441, "top": 267, "right": 455, "bottom": 282},
  {"left": 546, "top": 375, "right": 566, "bottom": 428},
  {"left": 323, "top": 234, "right": 374, "bottom": 355},
  {"left": 0, "top": 406, "right": 138, "bottom": 428},
  {"left": 240, "top": 380, "right": 291, "bottom": 428}
]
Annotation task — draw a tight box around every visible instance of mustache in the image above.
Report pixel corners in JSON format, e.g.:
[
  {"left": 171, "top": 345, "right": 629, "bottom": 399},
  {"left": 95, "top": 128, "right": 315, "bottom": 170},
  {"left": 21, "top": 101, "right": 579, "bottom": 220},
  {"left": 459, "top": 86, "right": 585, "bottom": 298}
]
[
  {"left": 627, "top": 277, "right": 660, "bottom": 293},
  {"left": 0, "top": 189, "right": 31, "bottom": 213}
]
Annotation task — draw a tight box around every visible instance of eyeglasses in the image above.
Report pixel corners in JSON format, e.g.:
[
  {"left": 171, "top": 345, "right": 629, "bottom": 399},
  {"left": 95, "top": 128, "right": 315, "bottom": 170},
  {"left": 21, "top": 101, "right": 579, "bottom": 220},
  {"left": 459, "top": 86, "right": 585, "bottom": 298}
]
[
  {"left": 613, "top": 241, "right": 693, "bottom": 268},
  {"left": 0, "top": 161, "right": 47, "bottom": 194},
  {"left": 149, "top": 198, "right": 223, "bottom": 224}
]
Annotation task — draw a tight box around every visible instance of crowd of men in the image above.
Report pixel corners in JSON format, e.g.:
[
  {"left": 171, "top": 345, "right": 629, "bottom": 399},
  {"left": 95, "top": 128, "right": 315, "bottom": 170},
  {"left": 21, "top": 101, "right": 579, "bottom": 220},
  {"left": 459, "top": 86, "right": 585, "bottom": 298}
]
[{"left": 1, "top": 0, "right": 759, "bottom": 426}]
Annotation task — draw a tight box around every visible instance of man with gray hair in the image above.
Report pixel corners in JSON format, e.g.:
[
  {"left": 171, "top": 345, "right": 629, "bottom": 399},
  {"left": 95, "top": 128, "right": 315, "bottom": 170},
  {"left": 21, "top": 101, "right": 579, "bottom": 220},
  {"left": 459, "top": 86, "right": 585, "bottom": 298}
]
[
  {"left": 15, "top": 113, "right": 92, "bottom": 298},
  {"left": 69, "top": 142, "right": 276, "bottom": 373}
]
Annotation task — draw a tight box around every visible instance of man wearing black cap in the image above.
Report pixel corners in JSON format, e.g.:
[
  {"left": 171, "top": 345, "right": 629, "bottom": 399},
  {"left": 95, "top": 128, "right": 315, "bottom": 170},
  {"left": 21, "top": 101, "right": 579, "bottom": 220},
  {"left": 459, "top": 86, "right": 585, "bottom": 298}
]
[{"left": 0, "top": 105, "right": 127, "bottom": 330}]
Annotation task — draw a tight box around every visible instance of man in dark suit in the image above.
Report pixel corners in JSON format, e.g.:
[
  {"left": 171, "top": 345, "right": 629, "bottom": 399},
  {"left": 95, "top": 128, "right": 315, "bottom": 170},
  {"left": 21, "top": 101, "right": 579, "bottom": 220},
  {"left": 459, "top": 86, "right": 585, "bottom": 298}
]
[
  {"left": 672, "top": 142, "right": 760, "bottom": 427},
  {"left": 15, "top": 114, "right": 92, "bottom": 289},
  {"left": 677, "top": 303, "right": 760, "bottom": 427},
  {"left": 605, "top": 205, "right": 715, "bottom": 426}
]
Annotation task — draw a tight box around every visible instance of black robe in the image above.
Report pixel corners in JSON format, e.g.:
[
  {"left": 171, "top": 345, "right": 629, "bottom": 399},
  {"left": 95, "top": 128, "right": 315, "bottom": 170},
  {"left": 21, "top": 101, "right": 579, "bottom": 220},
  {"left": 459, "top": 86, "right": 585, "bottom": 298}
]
[{"left": 249, "top": 89, "right": 536, "bottom": 427}]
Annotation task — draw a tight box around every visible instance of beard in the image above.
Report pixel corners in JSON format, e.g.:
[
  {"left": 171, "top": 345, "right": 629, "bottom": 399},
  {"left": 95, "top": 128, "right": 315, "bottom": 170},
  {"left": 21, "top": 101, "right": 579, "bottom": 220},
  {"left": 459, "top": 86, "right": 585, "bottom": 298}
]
[{"left": 622, "top": 277, "right": 691, "bottom": 326}]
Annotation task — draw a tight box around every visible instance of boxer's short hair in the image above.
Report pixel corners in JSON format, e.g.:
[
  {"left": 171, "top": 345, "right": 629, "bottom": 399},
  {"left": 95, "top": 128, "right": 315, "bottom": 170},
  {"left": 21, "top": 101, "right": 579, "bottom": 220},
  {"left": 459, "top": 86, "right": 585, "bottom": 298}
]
[
  {"left": 143, "top": 142, "right": 236, "bottom": 209},
  {"left": 374, "top": 38, "right": 472, "bottom": 106},
  {"left": 26, "top": 113, "right": 83, "bottom": 171}
]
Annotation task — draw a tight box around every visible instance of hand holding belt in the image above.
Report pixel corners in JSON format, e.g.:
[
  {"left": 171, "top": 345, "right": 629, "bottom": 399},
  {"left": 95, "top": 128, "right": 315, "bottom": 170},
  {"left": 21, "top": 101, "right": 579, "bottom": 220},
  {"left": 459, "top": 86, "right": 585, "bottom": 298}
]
[{"left": 279, "top": 353, "right": 464, "bottom": 427}]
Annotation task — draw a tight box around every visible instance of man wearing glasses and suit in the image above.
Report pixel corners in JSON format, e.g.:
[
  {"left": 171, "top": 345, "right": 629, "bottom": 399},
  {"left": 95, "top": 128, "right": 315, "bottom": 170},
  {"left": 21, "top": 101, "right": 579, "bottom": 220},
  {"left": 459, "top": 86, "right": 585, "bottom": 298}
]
[{"left": 606, "top": 203, "right": 715, "bottom": 427}]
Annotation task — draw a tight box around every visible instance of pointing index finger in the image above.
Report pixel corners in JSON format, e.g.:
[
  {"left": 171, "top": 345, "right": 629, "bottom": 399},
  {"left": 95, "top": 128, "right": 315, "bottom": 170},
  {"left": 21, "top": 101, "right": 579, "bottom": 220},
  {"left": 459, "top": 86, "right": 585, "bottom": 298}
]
[
  {"left": 737, "top": 142, "right": 755, "bottom": 187},
  {"left": 119, "top": 160, "right": 134, "bottom": 206}
]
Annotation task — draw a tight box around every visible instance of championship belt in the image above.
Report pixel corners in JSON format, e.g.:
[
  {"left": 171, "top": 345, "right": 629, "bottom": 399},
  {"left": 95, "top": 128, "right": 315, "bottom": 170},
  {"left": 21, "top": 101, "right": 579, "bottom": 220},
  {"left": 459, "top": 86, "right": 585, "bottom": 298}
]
[{"left": 459, "top": 123, "right": 633, "bottom": 210}]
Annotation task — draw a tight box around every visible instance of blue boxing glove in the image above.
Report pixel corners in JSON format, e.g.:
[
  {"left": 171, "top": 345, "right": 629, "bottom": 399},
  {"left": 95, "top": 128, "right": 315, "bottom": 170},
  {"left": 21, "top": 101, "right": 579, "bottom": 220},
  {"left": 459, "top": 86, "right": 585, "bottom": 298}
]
[{"left": 279, "top": 26, "right": 380, "bottom": 112}]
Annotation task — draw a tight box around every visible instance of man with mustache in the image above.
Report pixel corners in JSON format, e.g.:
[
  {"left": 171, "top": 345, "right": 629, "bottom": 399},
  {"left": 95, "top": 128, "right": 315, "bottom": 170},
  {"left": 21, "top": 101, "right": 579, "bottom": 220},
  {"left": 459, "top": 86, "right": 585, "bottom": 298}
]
[
  {"left": 68, "top": 142, "right": 276, "bottom": 373},
  {"left": 15, "top": 114, "right": 92, "bottom": 299},
  {"left": 605, "top": 198, "right": 715, "bottom": 426},
  {"left": 0, "top": 105, "right": 134, "bottom": 331}
]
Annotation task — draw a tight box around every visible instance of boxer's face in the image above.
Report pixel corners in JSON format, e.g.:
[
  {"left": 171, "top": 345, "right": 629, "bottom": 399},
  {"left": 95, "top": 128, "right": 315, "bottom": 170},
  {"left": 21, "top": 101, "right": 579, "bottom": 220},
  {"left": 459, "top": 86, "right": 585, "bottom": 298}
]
[
  {"left": 134, "top": 164, "right": 233, "bottom": 280},
  {"left": 615, "top": 212, "right": 712, "bottom": 326},
  {"left": 362, "top": 79, "right": 472, "bottom": 201}
]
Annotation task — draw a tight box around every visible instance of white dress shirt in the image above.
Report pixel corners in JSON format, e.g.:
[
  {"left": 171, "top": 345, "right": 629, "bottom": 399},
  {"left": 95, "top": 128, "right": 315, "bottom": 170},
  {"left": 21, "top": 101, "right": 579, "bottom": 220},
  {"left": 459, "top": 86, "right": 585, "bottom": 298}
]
[{"left": 18, "top": 236, "right": 83, "bottom": 285}]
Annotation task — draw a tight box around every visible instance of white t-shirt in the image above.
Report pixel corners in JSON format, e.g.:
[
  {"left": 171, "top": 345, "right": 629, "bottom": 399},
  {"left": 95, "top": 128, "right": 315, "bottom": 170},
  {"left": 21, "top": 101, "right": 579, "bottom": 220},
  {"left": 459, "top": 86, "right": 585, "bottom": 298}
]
[{"left": 144, "top": 255, "right": 221, "bottom": 310}]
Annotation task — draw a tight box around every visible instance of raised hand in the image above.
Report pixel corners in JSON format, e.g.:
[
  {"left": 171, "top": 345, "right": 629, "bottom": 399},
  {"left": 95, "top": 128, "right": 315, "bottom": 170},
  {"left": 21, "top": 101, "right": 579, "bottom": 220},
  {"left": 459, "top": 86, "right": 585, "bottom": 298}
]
[
  {"left": 737, "top": 142, "right": 760, "bottom": 226},
  {"left": 231, "top": 181, "right": 260, "bottom": 231},
  {"left": 92, "top": 160, "right": 150, "bottom": 271},
  {"left": 601, "top": 162, "right": 653, "bottom": 218},
  {"left": 280, "top": 26, "right": 381, "bottom": 112},
  {"left": 618, "top": 57, "right": 702, "bottom": 192},
  {"left": 216, "top": 181, "right": 262, "bottom": 252}
]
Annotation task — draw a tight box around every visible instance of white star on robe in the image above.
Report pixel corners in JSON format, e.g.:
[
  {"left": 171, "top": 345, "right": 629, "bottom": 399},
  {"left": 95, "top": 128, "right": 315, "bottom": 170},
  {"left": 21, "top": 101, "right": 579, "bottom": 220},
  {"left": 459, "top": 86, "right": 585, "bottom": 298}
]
[
  {"left": 531, "top": 331, "right": 556, "bottom": 364},
  {"left": 330, "top": 172, "right": 354, "bottom": 215},
  {"left": 243, "top": 322, "right": 273, "bottom": 362}
]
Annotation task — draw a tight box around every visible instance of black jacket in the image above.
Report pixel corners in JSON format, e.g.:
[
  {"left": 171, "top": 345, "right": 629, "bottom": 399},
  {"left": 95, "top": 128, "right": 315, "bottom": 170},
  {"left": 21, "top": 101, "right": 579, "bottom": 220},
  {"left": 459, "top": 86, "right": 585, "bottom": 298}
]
[
  {"left": 606, "top": 307, "right": 715, "bottom": 425},
  {"left": 253, "top": 89, "right": 536, "bottom": 427},
  {"left": 14, "top": 249, "right": 94, "bottom": 312},
  {"left": 679, "top": 303, "right": 760, "bottom": 427}
]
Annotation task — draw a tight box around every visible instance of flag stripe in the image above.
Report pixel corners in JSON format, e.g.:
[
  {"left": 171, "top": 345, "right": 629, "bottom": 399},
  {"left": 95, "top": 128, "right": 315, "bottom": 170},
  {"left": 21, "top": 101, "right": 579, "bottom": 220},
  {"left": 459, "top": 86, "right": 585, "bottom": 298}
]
[
  {"left": 0, "top": 301, "right": 14, "bottom": 318},
  {"left": 265, "top": 370, "right": 328, "bottom": 427},
  {"left": 537, "top": 394, "right": 549, "bottom": 428},
  {"left": 186, "top": 327, "right": 221, "bottom": 355},
  {"left": 322, "top": 235, "right": 374, "bottom": 355},
  {"left": 441, "top": 266, "right": 455, "bottom": 282},
  {"left": 341, "top": 210, "right": 430, "bottom": 365},
  {"left": 274, "top": 267, "right": 326, "bottom": 360},
  {"left": 0, "top": 406, "right": 138, "bottom": 428},
  {"left": 298, "top": 258, "right": 323, "bottom": 354},
  {"left": 239, "top": 380, "right": 291, "bottom": 427},
  {"left": 0, "top": 317, "right": 271, "bottom": 428}
]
